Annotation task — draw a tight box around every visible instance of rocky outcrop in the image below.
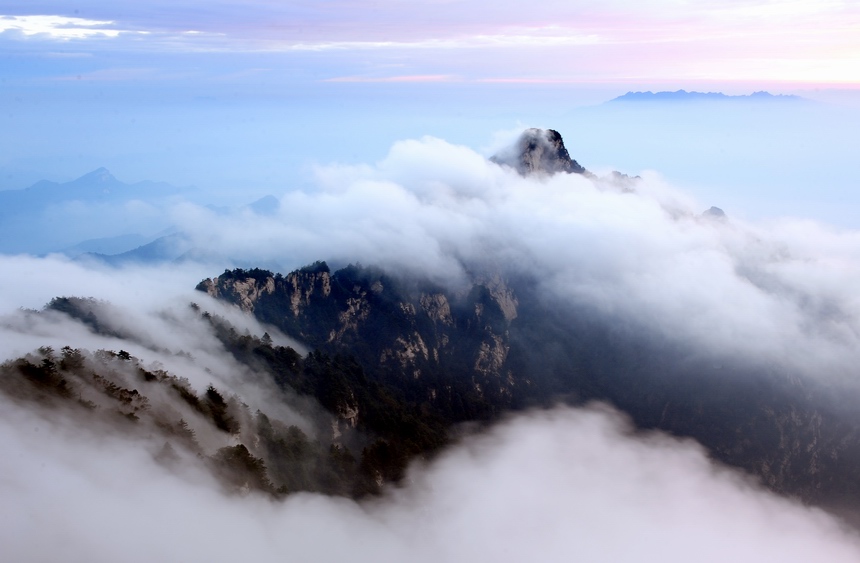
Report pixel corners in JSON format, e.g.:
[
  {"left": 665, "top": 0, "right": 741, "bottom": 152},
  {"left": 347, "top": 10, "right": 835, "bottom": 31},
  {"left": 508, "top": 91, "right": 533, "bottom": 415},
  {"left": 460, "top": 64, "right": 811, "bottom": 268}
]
[
  {"left": 492, "top": 128, "right": 587, "bottom": 176},
  {"left": 420, "top": 293, "right": 454, "bottom": 326},
  {"left": 490, "top": 128, "right": 639, "bottom": 188},
  {"left": 199, "top": 262, "right": 860, "bottom": 519},
  {"left": 197, "top": 264, "right": 520, "bottom": 401}
]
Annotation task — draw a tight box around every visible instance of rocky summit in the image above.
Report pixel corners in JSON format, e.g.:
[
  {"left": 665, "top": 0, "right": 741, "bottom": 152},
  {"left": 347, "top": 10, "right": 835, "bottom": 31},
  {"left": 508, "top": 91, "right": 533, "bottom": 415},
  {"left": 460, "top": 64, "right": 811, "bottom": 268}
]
[{"left": 492, "top": 128, "right": 587, "bottom": 176}]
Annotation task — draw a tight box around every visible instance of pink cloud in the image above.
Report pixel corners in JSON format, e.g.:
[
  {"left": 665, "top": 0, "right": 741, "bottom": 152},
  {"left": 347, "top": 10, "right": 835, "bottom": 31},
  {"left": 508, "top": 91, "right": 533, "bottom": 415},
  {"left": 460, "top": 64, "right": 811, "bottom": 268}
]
[
  {"left": 324, "top": 74, "right": 456, "bottom": 83},
  {"left": 4, "top": 1, "right": 859, "bottom": 87}
]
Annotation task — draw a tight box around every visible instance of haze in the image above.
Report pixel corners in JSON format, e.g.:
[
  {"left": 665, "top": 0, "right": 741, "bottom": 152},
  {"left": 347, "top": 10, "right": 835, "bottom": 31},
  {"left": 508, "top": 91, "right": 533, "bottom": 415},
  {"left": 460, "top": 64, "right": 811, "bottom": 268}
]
[
  {"left": 3, "top": 1, "right": 860, "bottom": 224},
  {"left": 2, "top": 1, "right": 860, "bottom": 561}
]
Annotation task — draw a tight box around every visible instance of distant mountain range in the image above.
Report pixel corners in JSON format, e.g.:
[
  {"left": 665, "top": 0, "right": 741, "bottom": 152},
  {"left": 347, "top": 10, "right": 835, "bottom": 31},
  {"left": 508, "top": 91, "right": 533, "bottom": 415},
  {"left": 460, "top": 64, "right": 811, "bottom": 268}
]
[
  {"left": 0, "top": 167, "right": 281, "bottom": 257},
  {"left": 0, "top": 168, "right": 193, "bottom": 255},
  {"left": 60, "top": 233, "right": 158, "bottom": 258},
  {"left": 610, "top": 90, "right": 805, "bottom": 103},
  {"left": 0, "top": 167, "right": 190, "bottom": 219}
]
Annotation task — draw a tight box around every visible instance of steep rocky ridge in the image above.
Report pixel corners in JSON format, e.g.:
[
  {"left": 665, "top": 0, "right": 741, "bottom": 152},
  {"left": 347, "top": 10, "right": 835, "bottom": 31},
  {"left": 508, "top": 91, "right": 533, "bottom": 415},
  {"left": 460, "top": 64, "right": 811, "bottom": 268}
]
[
  {"left": 200, "top": 262, "right": 860, "bottom": 521},
  {"left": 198, "top": 262, "right": 521, "bottom": 414},
  {"left": 0, "top": 344, "right": 366, "bottom": 497}
]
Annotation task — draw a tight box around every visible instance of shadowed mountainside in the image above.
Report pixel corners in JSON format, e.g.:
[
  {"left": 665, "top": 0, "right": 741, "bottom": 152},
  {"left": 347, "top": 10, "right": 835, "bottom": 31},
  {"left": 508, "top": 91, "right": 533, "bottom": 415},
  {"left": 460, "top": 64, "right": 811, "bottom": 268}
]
[{"left": 198, "top": 262, "right": 860, "bottom": 521}]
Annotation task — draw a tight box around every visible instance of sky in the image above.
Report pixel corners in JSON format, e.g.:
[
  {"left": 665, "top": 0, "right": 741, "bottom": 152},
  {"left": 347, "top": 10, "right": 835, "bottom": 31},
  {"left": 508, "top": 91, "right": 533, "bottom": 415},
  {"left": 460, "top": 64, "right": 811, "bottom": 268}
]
[
  {"left": 1, "top": 1, "right": 859, "bottom": 230},
  {"left": 2, "top": 1, "right": 860, "bottom": 226},
  {"left": 1, "top": 0, "right": 859, "bottom": 85}
]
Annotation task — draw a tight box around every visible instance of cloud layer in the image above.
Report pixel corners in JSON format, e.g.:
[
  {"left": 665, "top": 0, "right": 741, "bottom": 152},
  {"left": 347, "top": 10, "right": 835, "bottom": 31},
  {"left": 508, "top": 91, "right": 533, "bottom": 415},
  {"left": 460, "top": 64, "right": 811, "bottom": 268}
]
[
  {"left": 2, "top": 399, "right": 859, "bottom": 562},
  {"left": 163, "top": 135, "right": 860, "bottom": 380},
  {"left": 3, "top": 1, "right": 859, "bottom": 84},
  {"left": 4, "top": 132, "right": 860, "bottom": 558}
]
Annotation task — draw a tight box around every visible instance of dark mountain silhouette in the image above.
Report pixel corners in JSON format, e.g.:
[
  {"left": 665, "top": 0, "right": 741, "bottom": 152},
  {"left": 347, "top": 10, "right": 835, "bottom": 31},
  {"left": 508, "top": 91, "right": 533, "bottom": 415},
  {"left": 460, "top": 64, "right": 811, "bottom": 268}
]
[
  {"left": 196, "top": 262, "right": 860, "bottom": 523},
  {"left": 60, "top": 233, "right": 154, "bottom": 258},
  {"left": 9, "top": 258, "right": 860, "bottom": 524},
  {"left": 80, "top": 233, "right": 194, "bottom": 266},
  {"left": 78, "top": 232, "right": 286, "bottom": 271},
  {"left": 0, "top": 168, "right": 188, "bottom": 219},
  {"left": 610, "top": 90, "right": 804, "bottom": 103},
  {"left": 0, "top": 168, "right": 192, "bottom": 255},
  {"left": 0, "top": 338, "right": 368, "bottom": 497}
]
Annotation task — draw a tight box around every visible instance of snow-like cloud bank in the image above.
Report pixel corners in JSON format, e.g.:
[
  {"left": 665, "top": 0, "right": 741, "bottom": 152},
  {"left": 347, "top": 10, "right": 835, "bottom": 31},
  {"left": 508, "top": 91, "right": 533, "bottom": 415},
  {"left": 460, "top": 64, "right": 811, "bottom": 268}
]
[
  {"left": 4, "top": 131, "right": 860, "bottom": 558},
  {"left": 2, "top": 401, "right": 858, "bottom": 562},
  {"left": 167, "top": 135, "right": 860, "bottom": 380}
]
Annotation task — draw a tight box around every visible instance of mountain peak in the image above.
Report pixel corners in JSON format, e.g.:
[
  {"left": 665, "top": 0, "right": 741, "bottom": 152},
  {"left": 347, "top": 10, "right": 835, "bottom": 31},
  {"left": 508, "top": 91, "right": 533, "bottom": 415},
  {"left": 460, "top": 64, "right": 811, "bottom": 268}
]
[
  {"left": 610, "top": 90, "right": 803, "bottom": 103},
  {"left": 76, "top": 167, "right": 116, "bottom": 183},
  {"left": 492, "top": 128, "right": 587, "bottom": 176}
]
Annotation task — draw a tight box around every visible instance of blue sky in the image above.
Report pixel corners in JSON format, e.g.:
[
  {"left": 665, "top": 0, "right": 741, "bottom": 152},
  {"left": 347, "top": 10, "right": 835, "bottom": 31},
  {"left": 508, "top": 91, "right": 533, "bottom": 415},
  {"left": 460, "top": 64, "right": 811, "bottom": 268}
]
[
  {"left": 3, "top": 1, "right": 859, "bottom": 85},
  {"left": 2, "top": 1, "right": 859, "bottom": 225}
]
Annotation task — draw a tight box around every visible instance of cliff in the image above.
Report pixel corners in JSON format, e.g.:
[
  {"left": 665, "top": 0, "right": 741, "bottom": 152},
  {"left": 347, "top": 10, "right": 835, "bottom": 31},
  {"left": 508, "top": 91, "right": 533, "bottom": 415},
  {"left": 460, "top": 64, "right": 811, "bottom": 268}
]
[{"left": 199, "top": 262, "right": 860, "bottom": 518}]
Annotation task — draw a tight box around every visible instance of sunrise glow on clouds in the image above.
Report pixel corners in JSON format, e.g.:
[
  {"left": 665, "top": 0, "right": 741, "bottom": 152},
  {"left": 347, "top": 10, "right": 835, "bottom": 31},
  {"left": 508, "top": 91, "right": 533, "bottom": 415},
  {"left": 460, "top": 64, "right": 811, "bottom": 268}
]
[{"left": 1, "top": 1, "right": 858, "bottom": 86}]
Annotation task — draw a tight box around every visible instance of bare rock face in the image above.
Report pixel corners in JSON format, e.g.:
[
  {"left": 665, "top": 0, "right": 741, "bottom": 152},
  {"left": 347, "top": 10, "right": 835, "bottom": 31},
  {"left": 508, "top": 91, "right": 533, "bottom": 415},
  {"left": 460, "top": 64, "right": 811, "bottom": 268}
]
[
  {"left": 198, "top": 264, "right": 331, "bottom": 319},
  {"left": 420, "top": 293, "right": 454, "bottom": 326},
  {"left": 492, "top": 128, "right": 587, "bottom": 176},
  {"left": 198, "top": 276, "right": 276, "bottom": 313},
  {"left": 198, "top": 261, "right": 860, "bottom": 519},
  {"left": 197, "top": 264, "right": 520, "bottom": 392}
]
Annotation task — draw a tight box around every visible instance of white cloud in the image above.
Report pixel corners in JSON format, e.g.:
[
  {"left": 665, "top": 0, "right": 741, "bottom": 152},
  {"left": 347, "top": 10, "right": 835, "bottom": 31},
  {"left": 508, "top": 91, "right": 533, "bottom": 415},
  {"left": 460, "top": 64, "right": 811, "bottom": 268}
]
[
  {"left": 3, "top": 131, "right": 860, "bottom": 558},
  {"left": 158, "top": 136, "right": 860, "bottom": 379},
  {"left": 0, "top": 255, "right": 312, "bottom": 432},
  {"left": 2, "top": 401, "right": 859, "bottom": 562},
  {"left": 278, "top": 29, "right": 601, "bottom": 53},
  {"left": 0, "top": 15, "right": 125, "bottom": 39},
  {"left": 5, "top": 132, "right": 860, "bottom": 382}
]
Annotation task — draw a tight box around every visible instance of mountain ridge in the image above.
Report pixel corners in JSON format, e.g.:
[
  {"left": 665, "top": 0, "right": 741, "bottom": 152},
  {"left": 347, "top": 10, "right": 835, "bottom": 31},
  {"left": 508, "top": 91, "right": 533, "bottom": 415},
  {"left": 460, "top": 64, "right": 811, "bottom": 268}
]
[
  {"left": 7, "top": 257, "right": 860, "bottom": 524},
  {"left": 196, "top": 262, "right": 860, "bottom": 521},
  {"left": 610, "top": 90, "right": 805, "bottom": 103},
  {"left": 0, "top": 167, "right": 193, "bottom": 255}
]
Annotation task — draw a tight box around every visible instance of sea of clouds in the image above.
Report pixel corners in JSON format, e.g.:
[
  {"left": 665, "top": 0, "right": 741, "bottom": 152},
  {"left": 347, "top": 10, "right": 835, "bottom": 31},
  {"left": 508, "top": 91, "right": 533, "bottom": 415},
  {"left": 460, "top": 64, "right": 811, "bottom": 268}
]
[{"left": 3, "top": 132, "right": 860, "bottom": 559}]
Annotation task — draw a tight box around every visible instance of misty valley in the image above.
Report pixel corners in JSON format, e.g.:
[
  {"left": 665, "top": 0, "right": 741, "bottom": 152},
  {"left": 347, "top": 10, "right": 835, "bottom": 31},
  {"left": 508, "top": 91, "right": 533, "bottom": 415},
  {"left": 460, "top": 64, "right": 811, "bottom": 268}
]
[{"left": 4, "top": 128, "right": 860, "bottom": 561}]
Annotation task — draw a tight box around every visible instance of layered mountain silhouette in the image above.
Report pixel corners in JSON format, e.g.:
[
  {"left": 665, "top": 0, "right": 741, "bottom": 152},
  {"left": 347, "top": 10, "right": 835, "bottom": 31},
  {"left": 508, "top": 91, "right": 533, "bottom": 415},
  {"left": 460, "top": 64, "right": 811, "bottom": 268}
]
[
  {"left": 12, "top": 258, "right": 860, "bottom": 512},
  {"left": 0, "top": 167, "right": 188, "bottom": 218},
  {"left": 80, "top": 232, "right": 194, "bottom": 265},
  {"left": 4, "top": 128, "right": 853, "bottom": 526},
  {"left": 610, "top": 90, "right": 804, "bottom": 103},
  {"left": 0, "top": 168, "right": 191, "bottom": 255},
  {"left": 60, "top": 233, "right": 155, "bottom": 257},
  {"left": 0, "top": 165, "right": 285, "bottom": 257}
]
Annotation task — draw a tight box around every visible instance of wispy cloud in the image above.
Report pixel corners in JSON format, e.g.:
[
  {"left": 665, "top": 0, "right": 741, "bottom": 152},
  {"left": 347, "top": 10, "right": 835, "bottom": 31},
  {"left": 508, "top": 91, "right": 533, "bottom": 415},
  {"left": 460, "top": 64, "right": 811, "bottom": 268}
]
[
  {"left": 2, "top": 1, "right": 859, "bottom": 93},
  {"left": 0, "top": 15, "right": 138, "bottom": 40},
  {"left": 324, "top": 74, "right": 455, "bottom": 83},
  {"left": 274, "top": 29, "right": 601, "bottom": 52}
]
